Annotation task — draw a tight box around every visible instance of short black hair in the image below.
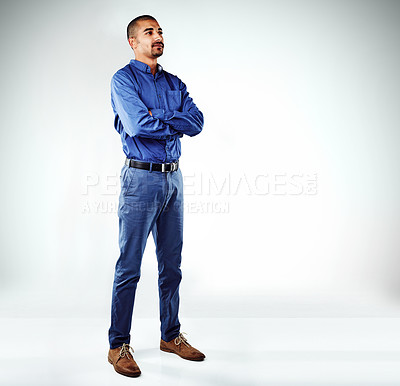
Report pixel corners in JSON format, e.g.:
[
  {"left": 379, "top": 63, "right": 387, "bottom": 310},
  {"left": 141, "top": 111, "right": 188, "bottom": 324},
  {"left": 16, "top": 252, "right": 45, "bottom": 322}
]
[{"left": 127, "top": 15, "right": 157, "bottom": 40}]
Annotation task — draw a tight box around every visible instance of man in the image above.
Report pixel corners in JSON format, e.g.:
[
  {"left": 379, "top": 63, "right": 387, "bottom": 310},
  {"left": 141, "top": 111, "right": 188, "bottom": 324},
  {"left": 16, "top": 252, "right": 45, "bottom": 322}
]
[{"left": 107, "top": 15, "right": 205, "bottom": 378}]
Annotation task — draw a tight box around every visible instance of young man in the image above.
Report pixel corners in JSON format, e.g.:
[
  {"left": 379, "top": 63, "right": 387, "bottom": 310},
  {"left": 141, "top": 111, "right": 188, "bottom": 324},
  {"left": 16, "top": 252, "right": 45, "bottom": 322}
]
[{"left": 107, "top": 15, "right": 205, "bottom": 377}]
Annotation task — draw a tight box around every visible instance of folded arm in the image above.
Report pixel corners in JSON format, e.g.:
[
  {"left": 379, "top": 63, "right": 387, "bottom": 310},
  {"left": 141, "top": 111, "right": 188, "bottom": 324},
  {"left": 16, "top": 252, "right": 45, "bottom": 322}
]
[
  {"left": 111, "top": 72, "right": 179, "bottom": 140},
  {"left": 151, "top": 80, "right": 204, "bottom": 137}
]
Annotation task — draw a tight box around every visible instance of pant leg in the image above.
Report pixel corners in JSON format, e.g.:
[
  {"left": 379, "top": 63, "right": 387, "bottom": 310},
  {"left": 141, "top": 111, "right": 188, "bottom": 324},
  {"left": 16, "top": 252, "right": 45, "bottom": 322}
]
[
  {"left": 109, "top": 166, "right": 166, "bottom": 349},
  {"left": 152, "top": 168, "right": 184, "bottom": 342}
]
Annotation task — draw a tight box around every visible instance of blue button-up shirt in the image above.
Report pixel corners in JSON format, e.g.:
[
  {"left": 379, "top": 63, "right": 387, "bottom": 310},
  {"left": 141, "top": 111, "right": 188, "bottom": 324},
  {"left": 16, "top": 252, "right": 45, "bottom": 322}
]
[{"left": 111, "top": 59, "right": 204, "bottom": 163}]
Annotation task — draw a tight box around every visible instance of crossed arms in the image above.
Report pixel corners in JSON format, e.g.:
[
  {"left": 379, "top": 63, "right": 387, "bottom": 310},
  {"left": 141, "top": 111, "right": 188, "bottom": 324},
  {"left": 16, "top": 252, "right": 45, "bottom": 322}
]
[{"left": 111, "top": 71, "right": 204, "bottom": 140}]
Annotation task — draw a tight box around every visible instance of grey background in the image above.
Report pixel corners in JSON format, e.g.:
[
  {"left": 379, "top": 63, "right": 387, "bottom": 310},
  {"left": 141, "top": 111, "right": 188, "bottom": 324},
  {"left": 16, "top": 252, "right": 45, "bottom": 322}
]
[{"left": 0, "top": 0, "right": 399, "bottom": 320}]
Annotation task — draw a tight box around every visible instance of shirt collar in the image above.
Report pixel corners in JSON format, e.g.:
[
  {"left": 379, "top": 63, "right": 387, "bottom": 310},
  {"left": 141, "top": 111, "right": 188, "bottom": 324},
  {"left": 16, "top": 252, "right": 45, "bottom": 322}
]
[{"left": 130, "top": 59, "right": 163, "bottom": 74}]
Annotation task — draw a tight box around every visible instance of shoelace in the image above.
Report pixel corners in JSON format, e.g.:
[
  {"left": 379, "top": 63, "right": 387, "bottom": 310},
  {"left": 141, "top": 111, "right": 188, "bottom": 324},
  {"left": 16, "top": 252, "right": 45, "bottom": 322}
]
[
  {"left": 174, "top": 332, "right": 190, "bottom": 347},
  {"left": 117, "top": 343, "right": 134, "bottom": 363}
]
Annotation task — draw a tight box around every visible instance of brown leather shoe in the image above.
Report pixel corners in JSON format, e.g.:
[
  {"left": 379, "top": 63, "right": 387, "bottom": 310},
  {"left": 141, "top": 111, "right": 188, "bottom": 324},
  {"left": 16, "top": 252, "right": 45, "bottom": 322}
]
[
  {"left": 160, "top": 332, "right": 205, "bottom": 361},
  {"left": 108, "top": 343, "right": 141, "bottom": 377}
]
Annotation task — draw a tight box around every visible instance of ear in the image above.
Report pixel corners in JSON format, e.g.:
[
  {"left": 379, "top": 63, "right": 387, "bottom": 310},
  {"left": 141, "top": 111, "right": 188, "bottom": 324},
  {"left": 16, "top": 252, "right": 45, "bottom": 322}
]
[{"left": 128, "top": 36, "right": 137, "bottom": 50}]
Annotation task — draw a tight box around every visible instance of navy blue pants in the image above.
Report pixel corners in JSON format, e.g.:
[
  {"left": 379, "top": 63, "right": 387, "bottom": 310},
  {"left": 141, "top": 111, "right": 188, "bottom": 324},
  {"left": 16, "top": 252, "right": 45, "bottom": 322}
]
[{"left": 108, "top": 165, "right": 183, "bottom": 349}]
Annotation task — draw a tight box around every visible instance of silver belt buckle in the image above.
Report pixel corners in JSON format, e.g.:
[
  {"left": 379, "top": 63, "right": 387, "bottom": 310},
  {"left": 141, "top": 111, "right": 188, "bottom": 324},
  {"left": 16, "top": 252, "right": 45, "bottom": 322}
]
[{"left": 161, "top": 163, "right": 166, "bottom": 172}]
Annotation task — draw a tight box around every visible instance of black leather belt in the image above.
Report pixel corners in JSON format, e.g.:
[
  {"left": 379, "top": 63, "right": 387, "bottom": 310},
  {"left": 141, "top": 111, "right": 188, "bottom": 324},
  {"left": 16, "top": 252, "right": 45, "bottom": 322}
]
[{"left": 125, "top": 158, "right": 179, "bottom": 172}]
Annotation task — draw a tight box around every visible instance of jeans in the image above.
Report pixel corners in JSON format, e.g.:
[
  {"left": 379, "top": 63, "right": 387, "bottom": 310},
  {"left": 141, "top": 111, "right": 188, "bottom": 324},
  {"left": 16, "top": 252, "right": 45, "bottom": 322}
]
[{"left": 108, "top": 164, "right": 184, "bottom": 349}]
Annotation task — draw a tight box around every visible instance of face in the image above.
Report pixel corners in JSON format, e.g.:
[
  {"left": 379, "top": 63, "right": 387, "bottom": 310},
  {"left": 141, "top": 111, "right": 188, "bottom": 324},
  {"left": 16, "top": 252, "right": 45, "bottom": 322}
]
[{"left": 129, "top": 19, "right": 164, "bottom": 59}]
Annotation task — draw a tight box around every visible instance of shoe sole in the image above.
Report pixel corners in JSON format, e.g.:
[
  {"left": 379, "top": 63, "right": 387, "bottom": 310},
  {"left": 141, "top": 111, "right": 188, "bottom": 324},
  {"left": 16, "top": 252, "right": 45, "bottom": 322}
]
[
  {"left": 108, "top": 357, "right": 141, "bottom": 377},
  {"left": 160, "top": 347, "right": 205, "bottom": 361}
]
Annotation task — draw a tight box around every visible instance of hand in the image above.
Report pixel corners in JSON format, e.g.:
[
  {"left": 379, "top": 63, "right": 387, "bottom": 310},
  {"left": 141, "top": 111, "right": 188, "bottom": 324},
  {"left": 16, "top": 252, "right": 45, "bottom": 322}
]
[{"left": 148, "top": 110, "right": 152, "bottom": 116}]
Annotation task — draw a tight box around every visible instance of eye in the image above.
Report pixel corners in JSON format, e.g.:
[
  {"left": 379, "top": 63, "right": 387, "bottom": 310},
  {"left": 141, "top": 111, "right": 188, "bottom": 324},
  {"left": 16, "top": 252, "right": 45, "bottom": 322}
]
[{"left": 159, "top": 31, "right": 163, "bottom": 35}]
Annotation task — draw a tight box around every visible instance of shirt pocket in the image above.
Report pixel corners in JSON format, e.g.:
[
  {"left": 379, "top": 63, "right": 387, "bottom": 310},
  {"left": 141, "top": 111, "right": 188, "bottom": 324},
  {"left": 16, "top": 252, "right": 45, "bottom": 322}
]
[{"left": 164, "top": 90, "right": 182, "bottom": 112}]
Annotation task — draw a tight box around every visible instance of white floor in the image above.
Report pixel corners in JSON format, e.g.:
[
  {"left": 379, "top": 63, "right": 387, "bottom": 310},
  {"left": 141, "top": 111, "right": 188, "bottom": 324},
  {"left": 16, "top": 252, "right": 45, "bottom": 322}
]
[{"left": 1, "top": 317, "right": 400, "bottom": 385}]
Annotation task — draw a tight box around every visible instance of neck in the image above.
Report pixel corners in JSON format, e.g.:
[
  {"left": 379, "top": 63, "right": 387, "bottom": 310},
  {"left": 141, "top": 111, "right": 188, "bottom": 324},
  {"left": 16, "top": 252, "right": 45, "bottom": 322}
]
[{"left": 134, "top": 55, "right": 158, "bottom": 76}]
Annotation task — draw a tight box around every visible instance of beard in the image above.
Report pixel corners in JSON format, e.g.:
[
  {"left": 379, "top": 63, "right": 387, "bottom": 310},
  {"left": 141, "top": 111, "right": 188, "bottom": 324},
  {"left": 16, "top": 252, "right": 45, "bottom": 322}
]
[{"left": 151, "top": 47, "right": 164, "bottom": 58}]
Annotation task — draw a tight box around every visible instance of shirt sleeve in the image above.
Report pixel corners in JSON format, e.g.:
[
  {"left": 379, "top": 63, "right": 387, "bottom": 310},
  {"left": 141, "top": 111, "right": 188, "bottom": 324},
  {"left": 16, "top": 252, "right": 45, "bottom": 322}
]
[
  {"left": 154, "top": 79, "right": 204, "bottom": 137},
  {"left": 111, "top": 71, "right": 180, "bottom": 140}
]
